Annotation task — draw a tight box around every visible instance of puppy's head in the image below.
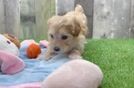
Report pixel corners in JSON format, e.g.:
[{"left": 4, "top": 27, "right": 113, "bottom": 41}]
[
  {"left": 47, "top": 15, "right": 81, "bottom": 54},
  {"left": 47, "top": 4, "right": 87, "bottom": 54}
]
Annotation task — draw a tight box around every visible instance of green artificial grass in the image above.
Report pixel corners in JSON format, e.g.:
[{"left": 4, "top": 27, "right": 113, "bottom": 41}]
[{"left": 83, "top": 39, "right": 134, "bottom": 88}]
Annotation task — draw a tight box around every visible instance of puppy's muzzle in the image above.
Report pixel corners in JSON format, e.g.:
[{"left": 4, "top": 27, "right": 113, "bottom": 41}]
[{"left": 54, "top": 47, "right": 60, "bottom": 52}]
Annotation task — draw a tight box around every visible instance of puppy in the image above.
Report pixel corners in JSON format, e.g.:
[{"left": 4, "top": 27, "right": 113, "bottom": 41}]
[{"left": 45, "top": 5, "right": 88, "bottom": 60}]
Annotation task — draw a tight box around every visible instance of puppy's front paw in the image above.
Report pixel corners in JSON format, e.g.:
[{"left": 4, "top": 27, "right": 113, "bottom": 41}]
[
  {"left": 69, "top": 54, "right": 82, "bottom": 60},
  {"left": 68, "top": 50, "right": 82, "bottom": 59},
  {"left": 45, "top": 51, "right": 53, "bottom": 61}
]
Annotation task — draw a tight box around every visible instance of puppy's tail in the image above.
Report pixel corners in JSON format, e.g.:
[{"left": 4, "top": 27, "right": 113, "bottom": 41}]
[{"left": 75, "top": 4, "right": 84, "bottom": 13}]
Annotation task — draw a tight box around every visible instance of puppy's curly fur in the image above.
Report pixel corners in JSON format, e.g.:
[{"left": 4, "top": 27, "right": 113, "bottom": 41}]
[{"left": 45, "top": 5, "right": 88, "bottom": 60}]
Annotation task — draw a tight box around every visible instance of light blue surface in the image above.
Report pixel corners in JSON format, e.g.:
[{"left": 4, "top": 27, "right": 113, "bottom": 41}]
[{"left": 0, "top": 45, "right": 70, "bottom": 86}]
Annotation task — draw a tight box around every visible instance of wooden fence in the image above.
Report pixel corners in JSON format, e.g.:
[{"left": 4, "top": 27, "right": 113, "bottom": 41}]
[
  {"left": 0, "top": 0, "right": 20, "bottom": 37},
  {"left": 0, "top": 0, "right": 134, "bottom": 39},
  {"left": 20, "top": 0, "right": 55, "bottom": 39},
  {"left": 0, "top": 0, "right": 55, "bottom": 40}
]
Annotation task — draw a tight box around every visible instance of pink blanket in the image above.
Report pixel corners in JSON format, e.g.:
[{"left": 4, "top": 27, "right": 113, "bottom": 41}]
[{"left": 0, "top": 82, "right": 41, "bottom": 88}]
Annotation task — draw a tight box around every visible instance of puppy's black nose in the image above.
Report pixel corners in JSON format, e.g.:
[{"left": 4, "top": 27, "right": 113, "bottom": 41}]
[{"left": 54, "top": 47, "right": 60, "bottom": 52}]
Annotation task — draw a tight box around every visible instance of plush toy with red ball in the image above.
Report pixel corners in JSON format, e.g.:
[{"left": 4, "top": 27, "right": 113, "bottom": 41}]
[{"left": 20, "top": 40, "right": 49, "bottom": 59}]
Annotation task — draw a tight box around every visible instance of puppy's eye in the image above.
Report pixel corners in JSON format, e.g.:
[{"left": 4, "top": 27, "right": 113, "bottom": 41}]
[
  {"left": 50, "top": 34, "right": 54, "bottom": 39},
  {"left": 61, "top": 35, "right": 68, "bottom": 40}
]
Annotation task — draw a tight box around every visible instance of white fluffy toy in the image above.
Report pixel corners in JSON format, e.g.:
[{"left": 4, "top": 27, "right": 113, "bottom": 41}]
[{"left": 0, "top": 34, "right": 19, "bottom": 55}]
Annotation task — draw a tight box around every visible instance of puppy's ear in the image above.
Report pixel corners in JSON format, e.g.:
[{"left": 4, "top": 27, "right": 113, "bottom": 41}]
[
  {"left": 73, "top": 19, "right": 81, "bottom": 36},
  {"left": 75, "top": 4, "right": 84, "bottom": 13},
  {"left": 63, "top": 18, "right": 81, "bottom": 37}
]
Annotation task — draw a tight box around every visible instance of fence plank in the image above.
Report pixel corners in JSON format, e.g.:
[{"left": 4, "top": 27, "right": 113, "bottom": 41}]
[
  {"left": 20, "top": 0, "right": 36, "bottom": 39},
  {"left": 35, "top": 0, "right": 55, "bottom": 39},
  {"left": 56, "top": 0, "right": 75, "bottom": 15},
  {"left": 0, "top": 0, "right": 5, "bottom": 33},
  {"left": 3, "top": 0, "right": 20, "bottom": 37},
  {"left": 130, "top": 0, "right": 134, "bottom": 38},
  {"left": 93, "top": 0, "right": 131, "bottom": 38},
  {"left": 19, "top": 0, "right": 55, "bottom": 39}
]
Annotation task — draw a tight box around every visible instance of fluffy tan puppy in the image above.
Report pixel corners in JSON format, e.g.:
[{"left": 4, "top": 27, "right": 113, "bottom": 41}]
[{"left": 45, "top": 5, "right": 88, "bottom": 60}]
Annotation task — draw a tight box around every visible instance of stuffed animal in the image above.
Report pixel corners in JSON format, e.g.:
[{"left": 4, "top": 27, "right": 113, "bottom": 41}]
[
  {"left": 20, "top": 39, "right": 48, "bottom": 59},
  {"left": 0, "top": 34, "right": 25, "bottom": 74},
  {"left": 0, "top": 34, "right": 19, "bottom": 55},
  {"left": 42, "top": 59, "right": 103, "bottom": 88},
  {"left": 3, "top": 33, "right": 20, "bottom": 48}
]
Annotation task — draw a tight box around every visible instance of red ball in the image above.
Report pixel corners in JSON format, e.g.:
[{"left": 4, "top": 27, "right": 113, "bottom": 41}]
[{"left": 26, "top": 43, "right": 41, "bottom": 59}]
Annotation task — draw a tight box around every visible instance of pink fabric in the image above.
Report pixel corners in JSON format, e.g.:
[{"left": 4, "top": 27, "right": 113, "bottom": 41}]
[
  {"left": 21, "top": 39, "right": 49, "bottom": 48},
  {"left": 0, "top": 50, "right": 25, "bottom": 74},
  {"left": 0, "top": 82, "right": 41, "bottom": 88},
  {"left": 39, "top": 40, "right": 49, "bottom": 48},
  {"left": 21, "top": 39, "right": 37, "bottom": 46}
]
